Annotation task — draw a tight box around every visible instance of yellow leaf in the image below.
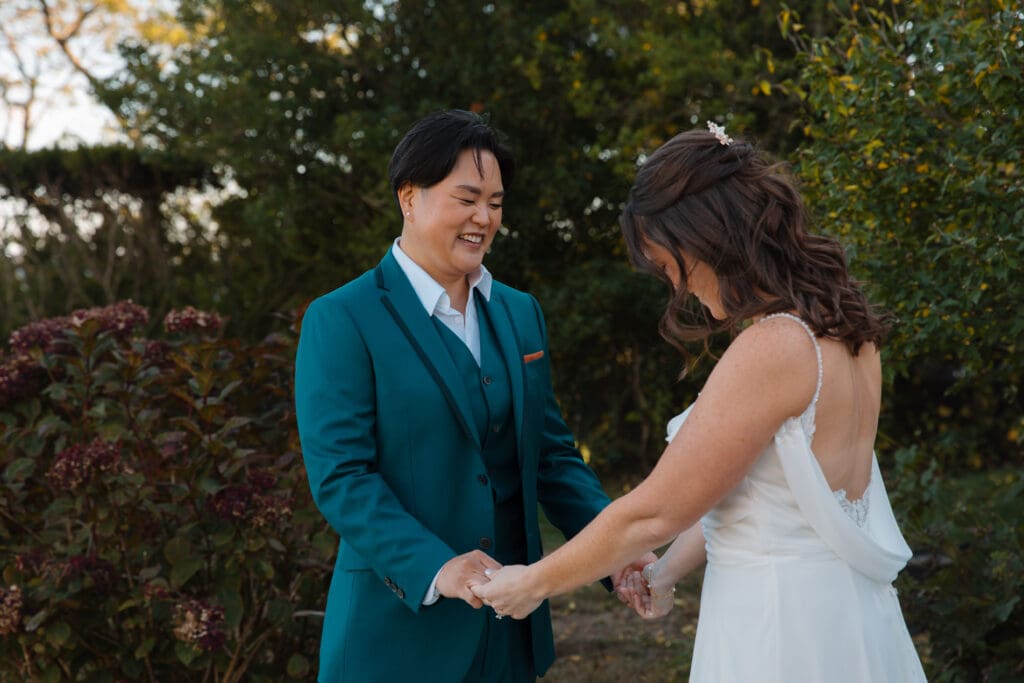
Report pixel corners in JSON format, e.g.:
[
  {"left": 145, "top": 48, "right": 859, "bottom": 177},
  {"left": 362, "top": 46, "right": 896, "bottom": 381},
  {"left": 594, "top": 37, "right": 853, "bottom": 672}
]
[
  {"left": 759, "top": 80, "right": 771, "bottom": 96},
  {"left": 864, "top": 139, "right": 883, "bottom": 154}
]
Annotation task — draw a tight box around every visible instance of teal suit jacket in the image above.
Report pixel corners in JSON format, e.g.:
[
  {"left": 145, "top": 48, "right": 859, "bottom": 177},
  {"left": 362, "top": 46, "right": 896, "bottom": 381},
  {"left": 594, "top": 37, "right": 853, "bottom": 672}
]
[{"left": 295, "top": 250, "right": 611, "bottom": 681}]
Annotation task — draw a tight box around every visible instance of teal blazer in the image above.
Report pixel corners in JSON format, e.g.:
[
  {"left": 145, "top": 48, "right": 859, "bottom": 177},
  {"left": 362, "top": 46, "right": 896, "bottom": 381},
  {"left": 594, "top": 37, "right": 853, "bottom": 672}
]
[{"left": 295, "top": 250, "right": 611, "bottom": 682}]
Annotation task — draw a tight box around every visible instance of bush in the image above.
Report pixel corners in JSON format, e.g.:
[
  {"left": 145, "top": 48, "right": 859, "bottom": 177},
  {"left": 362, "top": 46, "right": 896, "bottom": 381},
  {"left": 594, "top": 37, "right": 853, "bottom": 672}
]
[
  {"left": 0, "top": 302, "right": 332, "bottom": 682},
  {"left": 783, "top": 1, "right": 1024, "bottom": 678}
]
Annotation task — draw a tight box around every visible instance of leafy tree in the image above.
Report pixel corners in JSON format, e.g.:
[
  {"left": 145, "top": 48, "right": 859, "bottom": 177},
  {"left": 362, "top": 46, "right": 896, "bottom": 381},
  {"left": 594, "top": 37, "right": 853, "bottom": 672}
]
[
  {"left": 0, "top": 146, "right": 214, "bottom": 338},
  {"left": 99, "top": 0, "right": 833, "bottom": 467},
  {"left": 784, "top": 1, "right": 1024, "bottom": 678}
]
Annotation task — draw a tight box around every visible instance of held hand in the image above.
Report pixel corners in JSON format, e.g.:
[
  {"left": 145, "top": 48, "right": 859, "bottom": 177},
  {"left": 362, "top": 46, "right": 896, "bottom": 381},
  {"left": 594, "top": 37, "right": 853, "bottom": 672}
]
[
  {"left": 639, "top": 561, "right": 676, "bottom": 619},
  {"left": 469, "top": 565, "right": 542, "bottom": 620},
  {"left": 616, "top": 570, "right": 653, "bottom": 617},
  {"left": 611, "top": 551, "right": 659, "bottom": 594},
  {"left": 436, "top": 550, "right": 503, "bottom": 609}
]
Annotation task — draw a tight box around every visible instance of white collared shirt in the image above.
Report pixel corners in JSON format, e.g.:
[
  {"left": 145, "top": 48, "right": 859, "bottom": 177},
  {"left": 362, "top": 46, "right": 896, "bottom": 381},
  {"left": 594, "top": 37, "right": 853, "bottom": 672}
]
[
  {"left": 391, "top": 238, "right": 492, "bottom": 366},
  {"left": 391, "top": 238, "right": 493, "bottom": 605}
]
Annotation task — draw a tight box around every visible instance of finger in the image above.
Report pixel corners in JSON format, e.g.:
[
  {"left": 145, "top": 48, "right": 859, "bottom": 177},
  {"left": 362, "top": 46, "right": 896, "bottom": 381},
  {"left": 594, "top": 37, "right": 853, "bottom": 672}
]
[
  {"left": 460, "top": 587, "right": 484, "bottom": 609},
  {"left": 479, "top": 559, "right": 503, "bottom": 574}
]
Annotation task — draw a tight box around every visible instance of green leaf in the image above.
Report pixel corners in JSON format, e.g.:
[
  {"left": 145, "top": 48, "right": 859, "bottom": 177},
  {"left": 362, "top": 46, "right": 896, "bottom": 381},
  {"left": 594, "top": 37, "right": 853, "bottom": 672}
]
[
  {"left": 170, "top": 557, "right": 204, "bottom": 589},
  {"left": 164, "top": 536, "right": 192, "bottom": 566},
  {"left": 138, "top": 565, "right": 162, "bottom": 581},
  {"left": 175, "top": 641, "right": 199, "bottom": 666},
  {"left": 46, "top": 621, "right": 72, "bottom": 647},
  {"left": 216, "top": 585, "right": 244, "bottom": 630},
  {"left": 3, "top": 457, "right": 35, "bottom": 483},
  {"left": 312, "top": 529, "right": 337, "bottom": 559},
  {"left": 286, "top": 653, "right": 311, "bottom": 678},
  {"left": 134, "top": 636, "right": 156, "bottom": 659}
]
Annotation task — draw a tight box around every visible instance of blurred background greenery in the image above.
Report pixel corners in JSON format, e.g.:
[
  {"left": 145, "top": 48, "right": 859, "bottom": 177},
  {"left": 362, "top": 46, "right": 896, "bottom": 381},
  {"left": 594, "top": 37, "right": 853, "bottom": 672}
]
[{"left": 1, "top": 0, "right": 1021, "bottom": 680}]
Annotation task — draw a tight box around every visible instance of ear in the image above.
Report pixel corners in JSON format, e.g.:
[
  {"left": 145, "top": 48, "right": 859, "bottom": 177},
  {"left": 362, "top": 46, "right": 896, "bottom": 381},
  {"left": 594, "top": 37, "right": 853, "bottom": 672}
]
[{"left": 397, "top": 183, "right": 417, "bottom": 217}]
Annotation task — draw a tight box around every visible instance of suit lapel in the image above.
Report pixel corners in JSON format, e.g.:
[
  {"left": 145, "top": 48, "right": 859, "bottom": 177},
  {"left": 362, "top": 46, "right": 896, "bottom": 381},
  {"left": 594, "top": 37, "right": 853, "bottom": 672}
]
[
  {"left": 485, "top": 291, "right": 526, "bottom": 466},
  {"left": 376, "top": 252, "right": 482, "bottom": 451}
]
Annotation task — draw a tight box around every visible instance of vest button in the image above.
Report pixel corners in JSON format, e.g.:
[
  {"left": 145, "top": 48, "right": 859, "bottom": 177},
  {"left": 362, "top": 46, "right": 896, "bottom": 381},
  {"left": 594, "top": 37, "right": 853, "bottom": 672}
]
[
  {"left": 477, "top": 474, "right": 489, "bottom": 486},
  {"left": 482, "top": 375, "right": 494, "bottom": 385},
  {"left": 492, "top": 423, "right": 502, "bottom": 433},
  {"left": 479, "top": 537, "right": 493, "bottom": 550}
]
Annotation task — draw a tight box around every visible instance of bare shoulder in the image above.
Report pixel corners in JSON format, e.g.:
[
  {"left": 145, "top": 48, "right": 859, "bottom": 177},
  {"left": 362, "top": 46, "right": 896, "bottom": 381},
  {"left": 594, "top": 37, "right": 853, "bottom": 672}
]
[{"left": 703, "top": 316, "right": 820, "bottom": 420}]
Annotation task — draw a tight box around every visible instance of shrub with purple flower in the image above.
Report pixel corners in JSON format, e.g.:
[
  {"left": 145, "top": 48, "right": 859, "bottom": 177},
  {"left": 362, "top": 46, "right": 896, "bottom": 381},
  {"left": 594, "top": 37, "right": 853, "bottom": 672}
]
[
  {"left": 8, "top": 316, "right": 70, "bottom": 354},
  {"left": 206, "top": 470, "right": 293, "bottom": 528},
  {"left": 164, "top": 306, "right": 224, "bottom": 335},
  {"left": 0, "top": 353, "right": 47, "bottom": 408},
  {"left": 63, "top": 555, "right": 118, "bottom": 594},
  {"left": 173, "top": 599, "right": 226, "bottom": 652},
  {"left": 0, "top": 586, "right": 22, "bottom": 636},
  {"left": 1, "top": 301, "right": 323, "bottom": 680},
  {"left": 46, "top": 439, "right": 122, "bottom": 491},
  {"left": 68, "top": 301, "right": 149, "bottom": 338}
]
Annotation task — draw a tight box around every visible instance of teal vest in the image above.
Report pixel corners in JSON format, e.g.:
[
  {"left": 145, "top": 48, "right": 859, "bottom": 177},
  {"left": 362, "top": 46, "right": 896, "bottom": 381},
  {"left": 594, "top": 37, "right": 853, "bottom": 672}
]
[{"left": 432, "top": 296, "right": 526, "bottom": 566}]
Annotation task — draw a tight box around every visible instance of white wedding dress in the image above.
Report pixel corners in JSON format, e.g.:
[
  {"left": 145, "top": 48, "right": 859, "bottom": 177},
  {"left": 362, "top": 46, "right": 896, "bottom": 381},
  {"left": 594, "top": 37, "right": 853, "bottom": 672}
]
[{"left": 665, "top": 313, "right": 927, "bottom": 682}]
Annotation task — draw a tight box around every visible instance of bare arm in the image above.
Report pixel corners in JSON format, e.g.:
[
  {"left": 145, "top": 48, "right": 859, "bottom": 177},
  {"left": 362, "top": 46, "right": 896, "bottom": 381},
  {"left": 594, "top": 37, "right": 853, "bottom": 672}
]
[{"left": 473, "top": 319, "right": 818, "bottom": 617}]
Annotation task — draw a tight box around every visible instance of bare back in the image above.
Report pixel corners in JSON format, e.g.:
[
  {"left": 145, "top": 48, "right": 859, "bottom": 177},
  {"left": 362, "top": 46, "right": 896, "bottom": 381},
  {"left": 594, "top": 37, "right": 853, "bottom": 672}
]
[{"left": 808, "top": 334, "right": 881, "bottom": 501}]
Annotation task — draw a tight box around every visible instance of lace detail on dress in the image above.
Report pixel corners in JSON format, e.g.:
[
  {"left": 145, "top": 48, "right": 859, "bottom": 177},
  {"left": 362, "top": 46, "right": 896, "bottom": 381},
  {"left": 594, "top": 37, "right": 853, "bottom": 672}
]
[{"left": 833, "top": 487, "right": 870, "bottom": 527}]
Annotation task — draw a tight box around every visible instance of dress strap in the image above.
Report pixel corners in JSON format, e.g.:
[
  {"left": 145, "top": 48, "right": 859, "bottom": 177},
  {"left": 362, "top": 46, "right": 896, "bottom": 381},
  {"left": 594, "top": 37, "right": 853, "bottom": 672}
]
[{"left": 760, "top": 312, "right": 823, "bottom": 409}]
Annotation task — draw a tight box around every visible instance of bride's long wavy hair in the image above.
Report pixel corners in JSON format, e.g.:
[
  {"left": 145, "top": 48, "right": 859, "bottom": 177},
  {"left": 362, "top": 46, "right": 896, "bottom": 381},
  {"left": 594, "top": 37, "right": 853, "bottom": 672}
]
[{"left": 620, "top": 129, "right": 890, "bottom": 363}]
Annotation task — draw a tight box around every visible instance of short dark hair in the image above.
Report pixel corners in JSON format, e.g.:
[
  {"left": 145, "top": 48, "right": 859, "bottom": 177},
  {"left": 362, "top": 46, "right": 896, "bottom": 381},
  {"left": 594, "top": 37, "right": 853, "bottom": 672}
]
[
  {"left": 387, "top": 110, "right": 516, "bottom": 203},
  {"left": 620, "top": 128, "right": 889, "bottom": 358}
]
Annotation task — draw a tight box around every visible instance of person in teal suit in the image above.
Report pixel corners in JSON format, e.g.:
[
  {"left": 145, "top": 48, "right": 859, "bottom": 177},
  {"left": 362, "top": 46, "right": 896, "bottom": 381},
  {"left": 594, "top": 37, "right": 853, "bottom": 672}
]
[{"left": 295, "top": 110, "right": 653, "bottom": 682}]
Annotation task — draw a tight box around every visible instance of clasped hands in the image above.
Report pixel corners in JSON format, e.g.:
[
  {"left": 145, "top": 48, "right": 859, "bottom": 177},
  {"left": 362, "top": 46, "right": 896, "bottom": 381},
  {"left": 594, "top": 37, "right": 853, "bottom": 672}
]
[{"left": 468, "top": 551, "right": 674, "bottom": 621}]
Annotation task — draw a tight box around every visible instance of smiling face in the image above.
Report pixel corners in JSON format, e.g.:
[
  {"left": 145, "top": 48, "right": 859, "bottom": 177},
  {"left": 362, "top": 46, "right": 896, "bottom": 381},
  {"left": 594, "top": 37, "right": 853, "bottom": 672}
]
[
  {"left": 398, "top": 149, "right": 504, "bottom": 293},
  {"left": 641, "top": 236, "right": 725, "bottom": 319}
]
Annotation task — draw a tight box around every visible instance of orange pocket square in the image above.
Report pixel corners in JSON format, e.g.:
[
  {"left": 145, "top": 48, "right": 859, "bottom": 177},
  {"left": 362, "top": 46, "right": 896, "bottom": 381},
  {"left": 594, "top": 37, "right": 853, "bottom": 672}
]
[{"left": 523, "top": 350, "right": 545, "bottom": 364}]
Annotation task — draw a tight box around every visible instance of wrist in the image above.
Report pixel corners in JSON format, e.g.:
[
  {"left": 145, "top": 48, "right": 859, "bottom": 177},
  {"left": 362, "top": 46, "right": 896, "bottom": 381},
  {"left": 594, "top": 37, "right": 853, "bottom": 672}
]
[
  {"left": 645, "top": 560, "right": 676, "bottom": 602},
  {"left": 525, "top": 563, "right": 551, "bottom": 604}
]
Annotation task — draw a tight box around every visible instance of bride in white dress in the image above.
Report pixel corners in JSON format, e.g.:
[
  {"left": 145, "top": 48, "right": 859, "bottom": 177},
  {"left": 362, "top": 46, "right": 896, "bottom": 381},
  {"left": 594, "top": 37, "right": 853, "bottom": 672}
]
[{"left": 473, "top": 124, "right": 927, "bottom": 681}]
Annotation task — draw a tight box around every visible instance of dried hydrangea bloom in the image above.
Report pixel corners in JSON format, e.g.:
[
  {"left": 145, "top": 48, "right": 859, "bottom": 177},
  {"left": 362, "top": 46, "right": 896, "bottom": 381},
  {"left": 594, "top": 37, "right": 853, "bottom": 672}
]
[
  {"left": 0, "top": 585, "right": 23, "bottom": 636},
  {"left": 164, "top": 306, "right": 224, "bottom": 335},
  {"left": 69, "top": 301, "right": 150, "bottom": 338},
  {"left": 46, "top": 439, "right": 122, "bottom": 491},
  {"left": 173, "top": 598, "right": 226, "bottom": 652}
]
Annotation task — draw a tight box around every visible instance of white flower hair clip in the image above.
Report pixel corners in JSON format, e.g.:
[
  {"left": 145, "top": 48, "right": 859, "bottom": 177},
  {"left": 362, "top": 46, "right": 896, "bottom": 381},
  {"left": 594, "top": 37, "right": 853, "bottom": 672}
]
[{"left": 706, "top": 120, "right": 733, "bottom": 146}]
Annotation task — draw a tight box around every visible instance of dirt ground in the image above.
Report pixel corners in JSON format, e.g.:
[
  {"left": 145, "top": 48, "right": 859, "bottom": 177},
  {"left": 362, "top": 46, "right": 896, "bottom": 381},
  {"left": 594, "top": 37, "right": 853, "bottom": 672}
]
[
  {"left": 544, "top": 576, "right": 702, "bottom": 682},
  {"left": 536, "top": 510, "right": 702, "bottom": 682}
]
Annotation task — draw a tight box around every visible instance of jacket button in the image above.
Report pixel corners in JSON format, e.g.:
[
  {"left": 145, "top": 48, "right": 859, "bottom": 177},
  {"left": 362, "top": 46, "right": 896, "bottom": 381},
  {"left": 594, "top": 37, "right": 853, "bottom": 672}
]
[
  {"left": 482, "top": 375, "right": 493, "bottom": 385},
  {"left": 479, "top": 537, "right": 493, "bottom": 550},
  {"left": 477, "top": 474, "right": 489, "bottom": 486}
]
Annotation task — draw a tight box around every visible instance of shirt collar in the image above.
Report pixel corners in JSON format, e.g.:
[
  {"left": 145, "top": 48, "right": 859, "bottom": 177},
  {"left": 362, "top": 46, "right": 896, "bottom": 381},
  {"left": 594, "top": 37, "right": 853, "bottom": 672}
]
[{"left": 391, "top": 238, "right": 492, "bottom": 316}]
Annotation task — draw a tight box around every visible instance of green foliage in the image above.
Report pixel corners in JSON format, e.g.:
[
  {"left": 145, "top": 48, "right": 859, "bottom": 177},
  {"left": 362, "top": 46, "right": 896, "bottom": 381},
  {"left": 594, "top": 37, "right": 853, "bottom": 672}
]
[
  {"left": 0, "top": 303, "right": 330, "bottom": 681},
  {"left": 786, "top": 1, "right": 1024, "bottom": 678},
  {"left": 891, "top": 449, "right": 1024, "bottom": 681},
  {"left": 0, "top": 146, "right": 216, "bottom": 340},
  {"left": 786, "top": 0, "right": 1024, "bottom": 470},
  {"left": 91, "top": 0, "right": 832, "bottom": 466}
]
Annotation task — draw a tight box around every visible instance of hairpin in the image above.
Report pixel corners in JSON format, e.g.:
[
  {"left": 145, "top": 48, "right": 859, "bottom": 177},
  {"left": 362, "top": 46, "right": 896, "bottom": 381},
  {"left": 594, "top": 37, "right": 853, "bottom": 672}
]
[{"left": 706, "top": 121, "right": 733, "bottom": 146}]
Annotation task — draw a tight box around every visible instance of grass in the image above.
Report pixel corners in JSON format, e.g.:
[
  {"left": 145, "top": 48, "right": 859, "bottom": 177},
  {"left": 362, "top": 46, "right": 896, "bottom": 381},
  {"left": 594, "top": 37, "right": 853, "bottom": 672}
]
[{"left": 537, "top": 511, "right": 701, "bottom": 682}]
